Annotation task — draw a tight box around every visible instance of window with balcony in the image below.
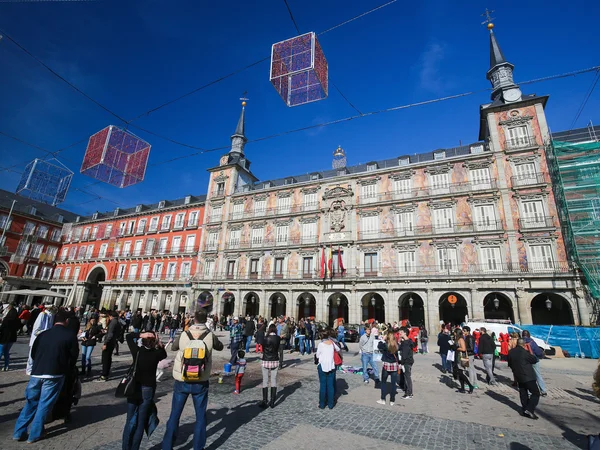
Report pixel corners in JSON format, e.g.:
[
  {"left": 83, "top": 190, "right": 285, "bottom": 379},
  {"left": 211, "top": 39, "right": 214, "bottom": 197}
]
[
  {"left": 302, "top": 222, "right": 317, "bottom": 244},
  {"left": 229, "top": 229, "right": 241, "bottom": 249},
  {"left": 24, "top": 222, "right": 36, "bottom": 235},
  {"left": 99, "top": 243, "right": 108, "bottom": 258},
  {"left": 210, "top": 206, "right": 222, "bottom": 223},
  {"left": 117, "top": 264, "right": 127, "bottom": 281},
  {"left": 51, "top": 228, "right": 61, "bottom": 241},
  {"left": 36, "top": 225, "right": 49, "bottom": 239},
  {"left": 181, "top": 262, "right": 191, "bottom": 279},
  {"left": 152, "top": 263, "right": 163, "bottom": 280},
  {"left": 82, "top": 228, "right": 91, "bottom": 240},
  {"left": 187, "top": 211, "right": 199, "bottom": 227},
  {"left": 171, "top": 236, "right": 181, "bottom": 253},
  {"left": 433, "top": 208, "right": 454, "bottom": 233},
  {"left": 303, "top": 192, "right": 317, "bottom": 210},
  {"left": 161, "top": 215, "right": 172, "bottom": 230},
  {"left": 39, "top": 266, "right": 51, "bottom": 280},
  {"left": 521, "top": 200, "right": 545, "bottom": 228},
  {"left": 513, "top": 162, "right": 537, "bottom": 186},
  {"left": 104, "top": 223, "right": 113, "bottom": 238},
  {"left": 360, "top": 215, "right": 379, "bottom": 239},
  {"left": 72, "top": 228, "right": 82, "bottom": 241},
  {"left": 118, "top": 222, "right": 126, "bottom": 236},
  {"left": 73, "top": 267, "right": 81, "bottom": 281},
  {"left": 276, "top": 225, "right": 289, "bottom": 245},
  {"left": 393, "top": 178, "right": 411, "bottom": 198},
  {"left": 174, "top": 213, "right": 185, "bottom": 229},
  {"left": 364, "top": 252, "right": 378, "bottom": 276},
  {"left": 149, "top": 217, "right": 159, "bottom": 232},
  {"left": 481, "top": 247, "right": 502, "bottom": 272},
  {"left": 158, "top": 238, "right": 168, "bottom": 255},
  {"left": 216, "top": 182, "right": 225, "bottom": 196},
  {"left": 227, "top": 260, "right": 236, "bottom": 279},
  {"left": 506, "top": 125, "right": 531, "bottom": 149},
  {"left": 207, "top": 232, "right": 219, "bottom": 251},
  {"left": 30, "top": 243, "right": 43, "bottom": 258},
  {"left": 122, "top": 241, "right": 131, "bottom": 257},
  {"left": 395, "top": 212, "right": 414, "bottom": 236},
  {"left": 113, "top": 243, "right": 121, "bottom": 258},
  {"left": 529, "top": 244, "right": 554, "bottom": 271},
  {"left": 53, "top": 268, "right": 62, "bottom": 280},
  {"left": 64, "top": 267, "right": 71, "bottom": 280},
  {"left": 0, "top": 214, "right": 12, "bottom": 231},
  {"left": 437, "top": 248, "right": 458, "bottom": 273},
  {"left": 251, "top": 227, "right": 263, "bottom": 248},
  {"left": 470, "top": 167, "right": 492, "bottom": 190},
  {"left": 77, "top": 246, "right": 87, "bottom": 259},
  {"left": 254, "top": 199, "right": 266, "bottom": 217},
  {"left": 274, "top": 257, "right": 284, "bottom": 278},
  {"left": 232, "top": 203, "right": 243, "bottom": 219},
  {"left": 133, "top": 240, "right": 143, "bottom": 256},
  {"left": 302, "top": 257, "right": 313, "bottom": 278},
  {"left": 127, "top": 221, "right": 135, "bottom": 234},
  {"left": 185, "top": 235, "right": 196, "bottom": 252},
  {"left": 204, "top": 260, "right": 214, "bottom": 278},
  {"left": 474, "top": 204, "right": 497, "bottom": 231},
  {"left": 68, "top": 247, "right": 76, "bottom": 260},
  {"left": 360, "top": 183, "right": 377, "bottom": 203},
  {"left": 24, "top": 264, "right": 38, "bottom": 278},
  {"left": 166, "top": 262, "right": 177, "bottom": 281},
  {"left": 86, "top": 245, "right": 94, "bottom": 259},
  {"left": 430, "top": 173, "right": 450, "bottom": 194},
  {"left": 277, "top": 196, "right": 291, "bottom": 214},
  {"left": 129, "top": 264, "right": 138, "bottom": 281},
  {"left": 140, "top": 264, "right": 150, "bottom": 281},
  {"left": 91, "top": 226, "right": 98, "bottom": 239},
  {"left": 46, "top": 246, "right": 57, "bottom": 261},
  {"left": 249, "top": 258, "right": 259, "bottom": 279},
  {"left": 136, "top": 219, "right": 147, "bottom": 234},
  {"left": 398, "top": 251, "right": 416, "bottom": 274}
]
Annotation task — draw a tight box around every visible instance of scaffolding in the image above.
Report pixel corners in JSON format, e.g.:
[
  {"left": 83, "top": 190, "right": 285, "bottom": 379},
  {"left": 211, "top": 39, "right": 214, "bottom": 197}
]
[{"left": 547, "top": 123, "right": 600, "bottom": 324}]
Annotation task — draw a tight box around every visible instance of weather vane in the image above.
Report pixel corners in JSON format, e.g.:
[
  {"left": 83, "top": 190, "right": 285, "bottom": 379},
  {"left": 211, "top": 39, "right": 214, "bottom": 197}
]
[
  {"left": 481, "top": 8, "right": 495, "bottom": 29},
  {"left": 240, "top": 91, "right": 249, "bottom": 107}
]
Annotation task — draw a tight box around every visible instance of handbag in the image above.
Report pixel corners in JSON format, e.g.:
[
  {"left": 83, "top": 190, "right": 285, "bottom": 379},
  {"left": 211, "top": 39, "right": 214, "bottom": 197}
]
[
  {"left": 115, "top": 353, "right": 139, "bottom": 398},
  {"left": 459, "top": 351, "right": 470, "bottom": 368},
  {"left": 446, "top": 349, "right": 455, "bottom": 362}
]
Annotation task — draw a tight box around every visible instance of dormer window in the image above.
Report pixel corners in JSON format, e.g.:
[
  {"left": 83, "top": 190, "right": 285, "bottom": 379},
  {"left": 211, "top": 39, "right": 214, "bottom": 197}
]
[
  {"left": 284, "top": 177, "right": 295, "bottom": 185},
  {"left": 310, "top": 173, "right": 321, "bottom": 181},
  {"left": 264, "top": 181, "right": 272, "bottom": 189},
  {"left": 434, "top": 151, "right": 445, "bottom": 160},
  {"left": 28, "top": 206, "right": 37, "bottom": 216},
  {"left": 158, "top": 201, "right": 165, "bottom": 209},
  {"left": 92, "top": 212, "right": 98, "bottom": 220},
  {"left": 184, "top": 195, "right": 191, "bottom": 205},
  {"left": 56, "top": 214, "right": 64, "bottom": 223},
  {"left": 113, "top": 208, "right": 120, "bottom": 217},
  {"left": 470, "top": 144, "right": 484, "bottom": 155},
  {"left": 136, "top": 204, "right": 143, "bottom": 212},
  {"left": 337, "top": 168, "right": 348, "bottom": 176},
  {"left": 366, "top": 162, "right": 378, "bottom": 172},
  {"left": 399, "top": 157, "right": 410, "bottom": 166}
]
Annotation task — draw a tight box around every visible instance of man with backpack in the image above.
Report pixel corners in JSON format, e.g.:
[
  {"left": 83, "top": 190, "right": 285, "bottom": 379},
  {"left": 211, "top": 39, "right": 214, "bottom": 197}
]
[
  {"left": 162, "top": 309, "right": 223, "bottom": 450},
  {"left": 522, "top": 330, "right": 547, "bottom": 396}
]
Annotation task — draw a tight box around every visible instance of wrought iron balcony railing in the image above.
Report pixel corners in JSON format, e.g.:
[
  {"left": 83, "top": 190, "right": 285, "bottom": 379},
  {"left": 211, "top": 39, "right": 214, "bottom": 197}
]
[
  {"left": 511, "top": 172, "right": 548, "bottom": 187},
  {"left": 518, "top": 216, "right": 555, "bottom": 230},
  {"left": 505, "top": 136, "right": 539, "bottom": 150}
]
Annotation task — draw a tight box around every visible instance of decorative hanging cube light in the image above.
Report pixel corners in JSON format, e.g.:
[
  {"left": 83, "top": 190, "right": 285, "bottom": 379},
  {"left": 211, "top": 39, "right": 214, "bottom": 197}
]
[
  {"left": 270, "top": 32, "right": 328, "bottom": 107},
  {"left": 16, "top": 158, "right": 73, "bottom": 206},
  {"left": 80, "top": 125, "right": 151, "bottom": 188}
]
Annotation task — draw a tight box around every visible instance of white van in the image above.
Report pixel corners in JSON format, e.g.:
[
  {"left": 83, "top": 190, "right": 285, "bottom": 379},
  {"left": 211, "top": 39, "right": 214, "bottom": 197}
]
[{"left": 465, "top": 319, "right": 551, "bottom": 351}]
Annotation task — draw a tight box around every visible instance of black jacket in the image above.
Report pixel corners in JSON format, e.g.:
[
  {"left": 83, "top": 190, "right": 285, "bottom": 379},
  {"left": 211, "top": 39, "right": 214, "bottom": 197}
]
[
  {"left": 31, "top": 324, "right": 79, "bottom": 376},
  {"left": 399, "top": 339, "right": 415, "bottom": 365},
  {"left": 104, "top": 318, "right": 122, "bottom": 345},
  {"left": 0, "top": 308, "right": 19, "bottom": 344},
  {"left": 131, "top": 314, "right": 142, "bottom": 329},
  {"left": 478, "top": 333, "right": 495, "bottom": 355},
  {"left": 377, "top": 341, "right": 399, "bottom": 364},
  {"left": 255, "top": 323, "right": 266, "bottom": 345},
  {"left": 82, "top": 324, "right": 103, "bottom": 347},
  {"left": 465, "top": 335, "right": 476, "bottom": 356},
  {"left": 126, "top": 333, "right": 167, "bottom": 391},
  {"left": 437, "top": 332, "right": 451, "bottom": 355},
  {"left": 262, "top": 333, "right": 280, "bottom": 361},
  {"left": 243, "top": 320, "right": 255, "bottom": 337},
  {"left": 507, "top": 346, "right": 537, "bottom": 383}
]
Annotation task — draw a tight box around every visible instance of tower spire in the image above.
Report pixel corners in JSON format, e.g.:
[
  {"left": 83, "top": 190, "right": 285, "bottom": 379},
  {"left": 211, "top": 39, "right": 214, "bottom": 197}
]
[
  {"left": 482, "top": 10, "right": 522, "bottom": 103},
  {"left": 230, "top": 94, "right": 248, "bottom": 155}
]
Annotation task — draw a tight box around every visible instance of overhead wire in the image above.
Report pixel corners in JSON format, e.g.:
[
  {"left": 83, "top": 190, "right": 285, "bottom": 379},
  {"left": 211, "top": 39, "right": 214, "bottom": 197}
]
[{"left": 569, "top": 68, "right": 600, "bottom": 129}]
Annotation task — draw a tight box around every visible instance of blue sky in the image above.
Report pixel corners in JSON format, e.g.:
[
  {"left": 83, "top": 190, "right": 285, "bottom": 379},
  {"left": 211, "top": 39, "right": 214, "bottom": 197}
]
[{"left": 1, "top": 0, "right": 599, "bottom": 215}]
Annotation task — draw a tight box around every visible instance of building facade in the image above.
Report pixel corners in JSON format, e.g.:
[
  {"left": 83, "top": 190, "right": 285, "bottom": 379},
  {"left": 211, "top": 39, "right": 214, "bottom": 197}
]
[
  {"left": 193, "top": 26, "right": 591, "bottom": 329},
  {"left": 50, "top": 195, "right": 205, "bottom": 314},
  {"left": 0, "top": 189, "right": 77, "bottom": 305}
]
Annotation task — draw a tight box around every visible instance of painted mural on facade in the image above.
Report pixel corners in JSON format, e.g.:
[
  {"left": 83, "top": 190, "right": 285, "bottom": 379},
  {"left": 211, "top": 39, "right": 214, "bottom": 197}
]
[{"left": 460, "top": 238, "right": 477, "bottom": 272}]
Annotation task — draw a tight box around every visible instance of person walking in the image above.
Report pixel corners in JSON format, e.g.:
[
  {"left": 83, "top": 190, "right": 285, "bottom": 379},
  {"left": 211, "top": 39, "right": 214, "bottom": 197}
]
[
  {"left": 162, "top": 309, "right": 223, "bottom": 450},
  {"left": 478, "top": 327, "right": 497, "bottom": 385},
  {"left": 419, "top": 325, "right": 429, "bottom": 354},
  {"left": 337, "top": 319, "right": 349, "bottom": 351},
  {"left": 522, "top": 330, "right": 547, "bottom": 396},
  {"left": 0, "top": 302, "right": 20, "bottom": 371},
  {"left": 228, "top": 317, "right": 243, "bottom": 365},
  {"left": 359, "top": 324, "right": 380, "bottom": 386},
  {"left": 316, "top": 329, "right": 340, "bottom": 409},
  {"left": 508, "top": 338, "right": 541, "bottom": 419},
  {"left": 377, "top": 331, "right": 399, "bottom": 406},
  {"left": 452, "top": 329, "right": 474, "bottom": 394},
  {"left": 13, "top": 310, "right": 78, "bottom": 444},
  {"left": 255, "top": 318, "right": 265, "bottom": 354},
  {"left": 276, "top": 316, "right": 289, "bottom": 369},
  {"left": 437, "top": 328, "right": 452, "bottom": 373},
  {"left": 243, "top": 315, "right": 255, "bottom": 354},
  {"left": 122, "top": 331, "right": 166, "bottom": 450},
  {"left": 96, "top": 311, "right": 122, "bottom": 382},
  {"left": 258, "top": 324, "right": 280, "bottom": 408},
  {"left": 80, "top": 317, "right": 103, "bottom": 377},
  {"left": 132, "top": 311, "right": 143, "bottom": 334},
  {"left": 462, "top": 326, "right": 478, "bottom": 389},
  {"left": 398, "top": 327, "right": 414, "bottom": 399},
  {"left": 27, "top": 304, "right": 56, "bottom": 375}
]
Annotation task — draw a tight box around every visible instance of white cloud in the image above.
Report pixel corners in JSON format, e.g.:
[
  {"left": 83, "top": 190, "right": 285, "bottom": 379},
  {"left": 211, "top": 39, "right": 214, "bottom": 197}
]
[{"left": 415, "top": 42, "right": 453, "bottom": 94}]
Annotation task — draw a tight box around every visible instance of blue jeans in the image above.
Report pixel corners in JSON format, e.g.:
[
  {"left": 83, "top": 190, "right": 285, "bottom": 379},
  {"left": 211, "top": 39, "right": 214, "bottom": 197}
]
[
  {"left": 81, "top": 345, "right": 94, "bottom": 371},
  {"left": 13, "top": 376, "right": 65, "bottom": 442},
  {"left": 169, "top": 329, "right": 176, "bottom": 340},
  {"left": 441, "top": 353, "right": 452, "bottom": 372},
  {"left": 0, "top": 342, "right": 14, "bottom": 369},
  {"left": 338, "top": 334, "right": 347, "bottom": 350},
  {"left": 244, "top": 335, "right": 252, "bottom": 353},
  {"left": 318, "top": 365, "right": 335, "bottom": 409},
  {"left": 361, "top": 353, "right": 380, "bottom": 382},
  {"left": 298, "top": 336, "right": 306, "bottom": 354},
  {"left": 162, "top": 380, "right": 209, "bottom": 450},
  {"left": 533, "top": 362, "right": 546, "bottom": 393},
  {"left": 381, "top": 369, "right": 398, "bottom": 402},
  {"left": 230, "top": 340, "right": 240, "bottom": 364},
  {"left": 310, "top": 335, "right": 315, "bottom": 352},
  {"left": 122, "top": 386, "right": 154, "bottom": 450}
]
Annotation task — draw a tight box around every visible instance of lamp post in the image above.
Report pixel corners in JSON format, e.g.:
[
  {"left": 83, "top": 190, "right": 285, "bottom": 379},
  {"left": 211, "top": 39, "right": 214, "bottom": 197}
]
[
  {"left": 493, "top": 296, "right": 499, "bottom": 310},
  {"left": 408, "top": 296, "right": 414, "bottom": 309},
  {"left": 545, "top": 297, "right": 552, "bottom": 311}
]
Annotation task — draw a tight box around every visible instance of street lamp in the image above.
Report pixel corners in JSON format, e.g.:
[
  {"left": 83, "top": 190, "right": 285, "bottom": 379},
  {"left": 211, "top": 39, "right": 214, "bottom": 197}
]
[
  {"left": 277, "top": 296, "right": 283, "bottom": 305},
  {"left": 370, "top": 296, "right": 376, "bottom": 307},
  {"left": 493, "top": 296, "right": 500, "bottom": 310},
  {"left": 335, "top": 295, "right": 341, "bottom": 307},
  {"left": 251, "top": 296, "right": 256, "bottom": 304},
  {"left": 408, "top": 296, "right": 414, "bottom": 309},
  {"left": 545, "top": 297, "right": 552, "bottom": 311}
]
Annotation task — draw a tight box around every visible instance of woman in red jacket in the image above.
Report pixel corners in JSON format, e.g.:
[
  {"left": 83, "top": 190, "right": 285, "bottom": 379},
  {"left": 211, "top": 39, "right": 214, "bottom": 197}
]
[{"left": 500, "top": 332, "right": 510, "bottom": 361}]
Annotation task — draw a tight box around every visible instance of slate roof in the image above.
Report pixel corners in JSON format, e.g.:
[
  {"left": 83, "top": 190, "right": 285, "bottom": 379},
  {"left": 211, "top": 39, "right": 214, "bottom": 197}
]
[{"left": 0, "top": 189, "right": 78, "bottom": 224}]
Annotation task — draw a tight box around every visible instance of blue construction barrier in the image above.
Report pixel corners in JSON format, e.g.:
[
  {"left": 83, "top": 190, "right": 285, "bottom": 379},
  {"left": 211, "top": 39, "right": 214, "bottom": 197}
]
[{"left": 519, "top": 325, "right": 600, "bottom": 359}]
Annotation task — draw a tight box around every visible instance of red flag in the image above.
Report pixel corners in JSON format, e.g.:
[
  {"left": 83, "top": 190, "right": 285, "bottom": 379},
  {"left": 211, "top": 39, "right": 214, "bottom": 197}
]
[
  {"left": 320, "top": 247, "right": 325, "bottom": 279},
  {"left": 328, "top": 245, "right": 333, "bottom": 279},
  {"left": 338, "top": 246, "right": 346, "bottom": 274}
]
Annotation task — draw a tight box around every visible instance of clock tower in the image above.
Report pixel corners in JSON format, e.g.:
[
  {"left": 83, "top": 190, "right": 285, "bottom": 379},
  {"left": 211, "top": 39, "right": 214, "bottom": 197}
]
[{"left": 485, "top": 22, "right": 522, "bottom": 104}]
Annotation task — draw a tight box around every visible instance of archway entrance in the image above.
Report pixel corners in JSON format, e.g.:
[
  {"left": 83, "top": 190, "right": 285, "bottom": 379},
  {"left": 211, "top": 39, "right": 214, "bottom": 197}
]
[
  {"left": 244, "top": 292, "right": 260, "bottom": 317},
  {"left": 399, "top": 293, "right": 425, "bottom": 326},
  {"left": 531, "top": 293, "right": 574, "bottom": 325},
  {"left": 196, "top": 291, "right": 214, "bottom": 313},
  {"left": 328, "top": 293, "right": 349, "bottom": 326},
  {"left": 439, "top": 292, "right": 468, "bottom": 326},
  {"left": 84, "top": 266, "right": 106, "bottom": 309},
  {"left": 269, "top": 292, "right": 287, "bottom": 318},
  {"left": 361, "top": 293, "right": 385, "bottom": 324},
  {"left": 297, "top": 292, "right": 316, "bottom": 320},
  {"left": 222, "top": 292, "right": 235, "bottom": 317},
  {"left": 483, "top": 293, "right": 515, "bottom": 323}
]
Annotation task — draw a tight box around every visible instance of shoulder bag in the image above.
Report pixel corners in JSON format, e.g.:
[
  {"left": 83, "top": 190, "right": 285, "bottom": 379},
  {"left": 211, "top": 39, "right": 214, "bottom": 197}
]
[{"left": 115, "top": 352, "right": 139, "bottom": 398}]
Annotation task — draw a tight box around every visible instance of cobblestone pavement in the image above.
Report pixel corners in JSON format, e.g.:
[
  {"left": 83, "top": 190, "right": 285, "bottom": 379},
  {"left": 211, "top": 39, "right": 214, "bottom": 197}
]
[{"left": 0, "top": 331, "right": 598, "bottom": 450}]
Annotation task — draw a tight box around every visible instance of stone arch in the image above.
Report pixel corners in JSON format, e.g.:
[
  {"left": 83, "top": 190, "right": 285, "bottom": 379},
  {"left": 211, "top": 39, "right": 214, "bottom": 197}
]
[
  {"left": 269, "top": 292, "right": 287, "bottom": 319},
  {"left": 398, "top": 292, "right": 425, "bottom": 326},
  {"left": 483, "top": 292, "right": 515, "bottom": 323},
  {"left": 221, "top": 291, "right": 235, "bottom": 317},
  {"left": 361, "top": 292, "right": 385, "bottom": 324},
  {"left": 439, "top": 292, "right": 469, "bottom": 326},
  {"left": 531, "top": 293, "right": 574, "bottom": 325},
  {"left": 243, "top": 292, "right": 260, "bottom": 317},
  {"left": 327, "top": 292, "right": 349, "bottom": 327},
  {"left": 297, "top": 292, "right": 316, "bottom": 321},
  {"left": 84, "top": 265, "right": 107, "bottom": 309}
]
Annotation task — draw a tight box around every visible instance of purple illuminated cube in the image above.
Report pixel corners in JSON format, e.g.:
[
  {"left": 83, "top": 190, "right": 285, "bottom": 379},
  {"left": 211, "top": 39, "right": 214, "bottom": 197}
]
[
  {"left": 16, "top": 158, "right": 73, "bottom": 206},
  {"left": 270, "top": 32, "right": 328, "bottom": 107},
  {"left": 80, "top": 126, "right": 151, "bottom": 188}
]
